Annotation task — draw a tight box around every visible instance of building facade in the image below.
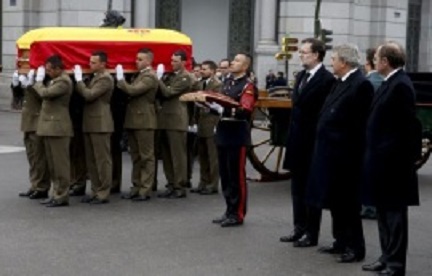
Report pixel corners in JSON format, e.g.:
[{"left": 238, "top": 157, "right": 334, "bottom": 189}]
[{"left": 1, "top": 0, "right": 431, "bottom": 88}]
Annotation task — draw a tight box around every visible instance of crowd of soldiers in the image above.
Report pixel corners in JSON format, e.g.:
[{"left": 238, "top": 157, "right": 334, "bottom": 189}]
[{"left": 12, "top": 48, "right": 257, "bottom": 228}]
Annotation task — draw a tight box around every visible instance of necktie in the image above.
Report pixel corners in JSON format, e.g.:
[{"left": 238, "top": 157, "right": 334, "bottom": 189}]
[
  {"left": 203, "top": 80, "right": 207, "bottom": 90},
  {"left": 300, "top": 72, "right": 311, "bottom": 90}
]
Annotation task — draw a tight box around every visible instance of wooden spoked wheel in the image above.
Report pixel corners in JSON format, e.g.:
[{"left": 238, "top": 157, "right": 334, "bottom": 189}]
[{"left": 247, "top": 107, "right": 291, "bottom": 181}]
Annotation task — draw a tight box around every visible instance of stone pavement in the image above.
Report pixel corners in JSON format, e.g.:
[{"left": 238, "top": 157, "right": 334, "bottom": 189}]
[{"left": 0, "top": 111, "right": 431, "bottom": 276}]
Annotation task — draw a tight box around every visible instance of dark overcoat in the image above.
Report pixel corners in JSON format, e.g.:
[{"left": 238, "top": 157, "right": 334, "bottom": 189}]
[
  {"left": 362, "top": 69, "right": 420, "bottom": 208},
  {"left": 307, "top": 69, "right": 374, "bottom": 209},
  {"left": 283, "top": 66, "right": 335, "bottom": 174}
]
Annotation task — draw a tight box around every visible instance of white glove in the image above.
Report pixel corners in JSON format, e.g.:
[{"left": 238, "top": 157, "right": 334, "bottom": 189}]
[
  {"left": 116, "top": 64, "right": 124, "bottom": 81},
  {"left": 18, "top": 75, "right": 28, "bottom": 88},
  {"left": 156, "top": 64, "right": 165, "bottom": 80},
  {"left": 12, "top": 71, "right": 19, "bottom": 87},
  {"left": 194, "top": 102, "right": 206, "bottom": 108},
  {"left": 27, "top": 69, "right": 35, "bottom": 86},
  {"left": 187, "top": 124, "right": 197, "bottom": 133},
  {"left": 36, "top": 66, "right": 45, "bottom": 82},
  {"left": 208, "top": 101, "right": 224, "bottom": 115},
  {"left": 73, "top": 65, "right": 83, "bottom": 82}
]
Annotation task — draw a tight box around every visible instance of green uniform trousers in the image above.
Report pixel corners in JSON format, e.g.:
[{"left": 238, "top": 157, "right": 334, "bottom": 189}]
[
  {"left": 198, "top": 136, "right": 219, "bottom": 191},
  {"left": 43, "top": 136, "right": 70, "bottom": 203},
  {"left": 128, "top": 129, "right": 155, "bottom": 196},
  {"left": 24, "top": 132, "right": 50, "bottom": 192},
  {"left": 160, "top": 130, "right": 187, "bottom": 191},
  {"left": 84, "top": 133, "right": 112, "bottom": 200}
]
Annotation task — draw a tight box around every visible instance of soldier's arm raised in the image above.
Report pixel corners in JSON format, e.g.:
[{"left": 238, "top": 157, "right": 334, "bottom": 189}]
[
  {"left": 117, "top": 75, "right": 158, "bottom": 96},
  {"left": 158, "top": 76, "right": 191, "bottom": 98},
  {"left": 33, "top": 80, "right": 69, "bottom": 99},
  {"left": 76, "top": 76, "right": 113, "bottom": 102}
]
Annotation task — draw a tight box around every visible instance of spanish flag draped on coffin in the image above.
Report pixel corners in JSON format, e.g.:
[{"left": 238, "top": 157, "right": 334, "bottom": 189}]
[{"left": 16, "top": 27, "right": 193, "bottom": 73}]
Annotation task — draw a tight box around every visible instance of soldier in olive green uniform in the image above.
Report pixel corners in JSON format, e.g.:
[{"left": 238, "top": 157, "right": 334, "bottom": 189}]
[
  {"left": 16, "top": 70, "right": 51, "bottom": 199},
  {"left": 74, "top": 51, "right": 114, "bottom": 204},
  {"left": 33, "top": 55, "right": 73, "bottom": 207},
  {"left": 116, "top": 48, "right": 158, "bottom": 201},
  {"left": 190, "top": 60, "right": 222, "bottom": 195},
  {"left": 157, "top": 50, "right": 193, "bottom": 198}
]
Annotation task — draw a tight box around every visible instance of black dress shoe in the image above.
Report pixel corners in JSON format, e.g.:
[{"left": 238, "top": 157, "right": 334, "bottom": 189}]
[
  {"left": 212, "top": 214, "right": 228, "bottom": 224},
  {"left": 29, "top": 190, "right": 48, "bottom": 199},
  {"left": 121, "top": 193, "right": 138, "bottom": 200},
  {"left": 318, "top": 244, "right": 345, "bottom": 254},
  {"left": 220, "top": 217, "right": 243, "bottom": 227},
  {"left": 19, "top": 190, "right": 34, "bottom": 197},
  {"left": 337, "top": 250, "right": 365, "bottom": 263},
  {"left": 40, "top": 198, "right": 54, "bottom": 205},
  {"left": 81, "top": 196, "right": 96, "bottom": 203},
  {"left": 89, "top": 198, "right": 109, "bottom": 205},
  {"left": 168, "top": 190, "right": 186, "bottom": 199},
  {"left": 131, "top": 195, "right": 150, "bottom": 202},
  {"left": 280, "top": 230, "right": 304, "bottom": 243},
  {"left": 190, "top": 187, "right": 203, "bottom": 193},
  {"left": 46, "top": 200, "right": 69, "bottom": 207},
  {"left": 69, "top": 189, "right": 86, "bottom": 196},
  {"left": 377, "top": 268, "right": 404, "bottom": 276},
  {"left": 199, "top": 189, "right": 218, "bottom": 195},
  {"left": 157, "top": 189, "right": 174, "bottom": 198},
  {"left": 293, "top": 235, "right": 318, "bottom": 248},
  {"left": 362, "top": 261, "right": 386, "bottom": 272}
]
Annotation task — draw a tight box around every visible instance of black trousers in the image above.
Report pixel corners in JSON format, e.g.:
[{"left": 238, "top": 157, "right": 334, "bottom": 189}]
[
  {"left": 330, "top": 203, "right": 365, "bottom": 254},
  {"left": 291, "top": 171, "right": 322, "bottom": 240},
  {"left": 376, "top": 207, "right": 408, "bottom": 274},
  {"left": 218, "top": 145, "right": 247, "bottom": 221}
]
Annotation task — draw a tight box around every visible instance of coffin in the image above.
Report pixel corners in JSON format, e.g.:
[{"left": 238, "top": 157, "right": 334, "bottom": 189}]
[{"left": 16, "top": 27, "right": 193, "bottom": 74}]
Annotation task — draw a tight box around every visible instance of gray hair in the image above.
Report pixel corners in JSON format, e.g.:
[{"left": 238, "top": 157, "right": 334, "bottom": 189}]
[{"left": 332, "top": 43, "right": 361, "bottom": 68}]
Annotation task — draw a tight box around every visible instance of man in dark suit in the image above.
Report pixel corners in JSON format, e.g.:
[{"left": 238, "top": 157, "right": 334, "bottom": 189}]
[
  {"left": 280, "top": 38, "right": 335, "bottom": 247},
  {"left": 74, "top": 51, "right": 114, "bottom": 204},
  {"left": 307, "top": 43, "right": 373, "bottom": 263},
  {"left": 361, "top": 42, "right": 420, "bottom": 276}
]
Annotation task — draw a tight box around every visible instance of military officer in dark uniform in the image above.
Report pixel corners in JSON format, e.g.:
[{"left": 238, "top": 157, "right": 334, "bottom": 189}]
[
  {"left": 157, "top": 50, "right": 193, "bottom": 198},
  {"left": 74, "top": 51, "right": 114, "bottom": 204},
  {"left": 210, "top": 53, "right": 257, "bottom": 227},
  {"left": 16, "top": 70, "right": 51, "bottom": 199},
  {"left": 116, "top": 48, "right": 159, "bottom": 201},
  {"left": 190, "top": 60, "right": 222, "bottom": 195},
  {"left": 33, "top": 55, "right": 74, "bottom": 207}
]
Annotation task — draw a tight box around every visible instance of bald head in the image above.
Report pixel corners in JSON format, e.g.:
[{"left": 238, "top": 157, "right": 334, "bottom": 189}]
[{"left": 377, "top": 41, "right": 406, "bottom": 69}]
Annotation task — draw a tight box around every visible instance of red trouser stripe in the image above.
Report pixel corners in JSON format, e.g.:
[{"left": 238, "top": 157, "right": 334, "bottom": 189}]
[{"left": 237, "top": 146, "right": 247, "bottom": 221}]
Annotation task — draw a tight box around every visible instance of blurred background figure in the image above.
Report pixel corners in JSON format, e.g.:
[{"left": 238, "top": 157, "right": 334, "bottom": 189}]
[
  {"left": 273, "top": 71, "right": 287, "bottom": 87},
  {"left": 265, "top": 69, "right": 276, "bottom": 89}
]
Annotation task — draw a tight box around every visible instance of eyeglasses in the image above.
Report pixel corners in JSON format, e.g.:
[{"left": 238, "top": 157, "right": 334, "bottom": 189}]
[
  {"left": 298, "top": 50, "right": 312, "bottom": 55},
  {"left": 219, "top": 67, "right": 228, "bottom": 69}
]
